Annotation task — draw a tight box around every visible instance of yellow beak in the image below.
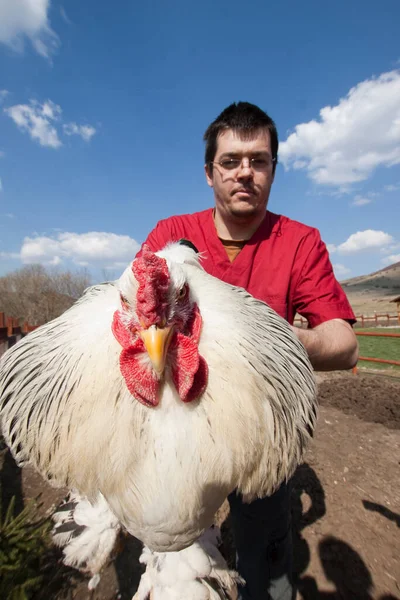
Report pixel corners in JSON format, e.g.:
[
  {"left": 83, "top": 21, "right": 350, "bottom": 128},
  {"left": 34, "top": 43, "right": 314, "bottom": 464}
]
[{"left": 140, "top": 324, "right": 174, "bottom": 375}]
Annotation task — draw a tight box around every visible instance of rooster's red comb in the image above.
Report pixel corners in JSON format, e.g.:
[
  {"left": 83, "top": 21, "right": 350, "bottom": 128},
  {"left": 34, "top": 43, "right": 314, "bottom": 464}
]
[{"left": 132, "top": 245, "right": 170, "bottom": 328}]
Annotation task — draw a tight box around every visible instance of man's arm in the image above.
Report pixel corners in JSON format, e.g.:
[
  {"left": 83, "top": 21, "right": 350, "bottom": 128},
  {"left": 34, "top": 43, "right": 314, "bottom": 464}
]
[
  {"left": 292, "top": 318, "right": 359, "bottom": 371},
  {"left": 288, "top": 228, "right": 357, "bottom": 371}
]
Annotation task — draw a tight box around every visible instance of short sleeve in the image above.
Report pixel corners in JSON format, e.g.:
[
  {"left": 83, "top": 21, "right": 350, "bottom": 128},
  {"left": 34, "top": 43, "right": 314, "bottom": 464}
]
[{"left": 290, "top": 229, "right": 356, "bottom": 328}]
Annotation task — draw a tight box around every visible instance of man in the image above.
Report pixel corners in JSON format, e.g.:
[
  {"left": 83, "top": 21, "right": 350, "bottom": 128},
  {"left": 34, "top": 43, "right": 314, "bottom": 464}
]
[{"left": 141, "top": 102, "right": 358, "bottom": 599}]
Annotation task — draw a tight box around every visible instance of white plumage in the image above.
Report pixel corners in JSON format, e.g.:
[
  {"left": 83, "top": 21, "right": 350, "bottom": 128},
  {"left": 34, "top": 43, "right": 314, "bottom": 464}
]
[
  {"left": 134, "top": 527, "right": 242, "bottom": 599},
  {"left": 52, "top": 491, "right": 120, "bottom": 590},
  {"left": 0, "top": 241, "right": 317, "bottom": 597}
]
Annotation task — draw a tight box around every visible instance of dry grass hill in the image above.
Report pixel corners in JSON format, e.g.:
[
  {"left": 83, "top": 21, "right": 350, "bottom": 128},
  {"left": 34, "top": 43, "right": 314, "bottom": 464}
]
[{"left": 340, "top": 261, "right": 400, "bottom": 315}]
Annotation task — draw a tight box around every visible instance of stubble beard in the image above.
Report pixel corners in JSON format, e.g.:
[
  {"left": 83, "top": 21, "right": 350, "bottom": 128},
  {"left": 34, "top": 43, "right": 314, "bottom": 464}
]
[{"left": 228, "top": 194, "right": 269, "bottom": 222}]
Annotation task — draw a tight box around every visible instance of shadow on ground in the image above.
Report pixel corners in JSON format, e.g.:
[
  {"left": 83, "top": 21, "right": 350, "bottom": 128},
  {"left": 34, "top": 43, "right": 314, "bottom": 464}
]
[{"left": 292, "top": 463, "right": 398, "bottom": 600}]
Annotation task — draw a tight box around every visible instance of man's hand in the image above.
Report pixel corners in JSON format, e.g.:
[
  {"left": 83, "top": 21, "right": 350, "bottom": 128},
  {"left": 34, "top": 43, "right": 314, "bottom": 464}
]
[{"left": 291, "top": 319, "right": 358, "bottom": 371}]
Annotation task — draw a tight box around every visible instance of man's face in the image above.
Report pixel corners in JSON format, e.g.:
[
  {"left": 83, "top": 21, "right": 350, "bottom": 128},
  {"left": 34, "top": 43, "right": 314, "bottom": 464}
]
[{"left": 205, "top": 128, "right": 275, "bottom": 223}]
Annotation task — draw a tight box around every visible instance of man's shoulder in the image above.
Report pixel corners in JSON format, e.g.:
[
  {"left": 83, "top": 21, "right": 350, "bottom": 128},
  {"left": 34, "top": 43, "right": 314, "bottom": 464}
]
[
  {"left": 267, "top": 211, "right": 320, "bottom": 240},
  {"left": 144, "top": 209, "right": 212, "bottom": 251},
  {"left": 156, "top": 208, "right": 212, "bottom": 232}
]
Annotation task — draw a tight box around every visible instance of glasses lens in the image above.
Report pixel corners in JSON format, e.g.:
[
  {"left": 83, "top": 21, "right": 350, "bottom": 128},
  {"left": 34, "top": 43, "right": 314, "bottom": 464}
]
[
  {"left": 219, "top": 158, "right": 241, "bottom": 170},
  {"left": 218, "top": 157, "right": 273, "bottom": 171},
  {"left": 250, "top": 158, "right": 271, "bottom": 171}
]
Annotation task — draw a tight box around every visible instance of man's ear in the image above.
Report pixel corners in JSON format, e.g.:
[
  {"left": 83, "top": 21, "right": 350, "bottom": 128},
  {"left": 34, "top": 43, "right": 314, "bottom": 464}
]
[{"left": 204, "top": 163, "right": 213, "bottom": 188}]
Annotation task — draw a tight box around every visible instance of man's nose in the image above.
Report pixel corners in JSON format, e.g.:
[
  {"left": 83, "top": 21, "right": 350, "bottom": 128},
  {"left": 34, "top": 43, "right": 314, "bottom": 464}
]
[{"left": 237, "top": 160, "right": 253, "bottom": 178}]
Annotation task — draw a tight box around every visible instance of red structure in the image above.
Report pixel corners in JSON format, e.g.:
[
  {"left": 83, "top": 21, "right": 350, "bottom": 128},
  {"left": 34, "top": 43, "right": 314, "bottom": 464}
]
[{"left": 0, "top": 312, "right": 37, "bottom": 357}]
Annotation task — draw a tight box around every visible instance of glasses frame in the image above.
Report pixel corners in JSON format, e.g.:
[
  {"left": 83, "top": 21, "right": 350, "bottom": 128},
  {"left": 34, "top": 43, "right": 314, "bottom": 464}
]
[{"left": 209, "top": 156, "right": 277, "bottom": 172}]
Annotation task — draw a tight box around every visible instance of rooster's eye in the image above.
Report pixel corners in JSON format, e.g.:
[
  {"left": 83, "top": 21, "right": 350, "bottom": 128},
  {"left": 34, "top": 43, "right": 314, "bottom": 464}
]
[
  {"left": 120, "top": 294, "right": 130, "bottom": 308},
  {"left": 177, "top": 286, "right": 187, "bottom": 300}
]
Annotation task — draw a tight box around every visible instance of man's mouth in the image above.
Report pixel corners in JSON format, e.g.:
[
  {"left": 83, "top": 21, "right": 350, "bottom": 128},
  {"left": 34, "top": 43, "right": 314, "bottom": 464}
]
[{"left": 233, "top": 188, "right": 254, "bottom": 196}]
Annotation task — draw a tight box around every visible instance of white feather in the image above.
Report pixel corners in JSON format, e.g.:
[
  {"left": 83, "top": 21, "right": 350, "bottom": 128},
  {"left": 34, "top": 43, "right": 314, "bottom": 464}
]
[
  {"left": 134, "top": 527, "right": 242, "bottom": 600},
  {"left": 0, "top": 242, "right": 317, "bottom": 556},
  {"left": 52, "top": 490, "right": 120, "bottom": 584}
]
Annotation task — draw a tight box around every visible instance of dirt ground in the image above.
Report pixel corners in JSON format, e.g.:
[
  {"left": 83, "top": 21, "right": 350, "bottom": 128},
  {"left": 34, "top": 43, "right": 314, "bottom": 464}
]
[{"left": 1, "top": 371, "right": 399, "bottom": 600}]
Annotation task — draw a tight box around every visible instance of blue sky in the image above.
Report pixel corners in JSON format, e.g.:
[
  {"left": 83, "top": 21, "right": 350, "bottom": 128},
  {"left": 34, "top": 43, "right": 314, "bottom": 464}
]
[{"left": 0, "top": 0, "right": 399, "bottom": 281}]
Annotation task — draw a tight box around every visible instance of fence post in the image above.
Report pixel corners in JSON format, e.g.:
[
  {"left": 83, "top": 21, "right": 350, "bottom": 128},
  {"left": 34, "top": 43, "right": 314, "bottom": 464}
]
[{"left": 6, "top": 317, "right": 13, "bottom": 337}]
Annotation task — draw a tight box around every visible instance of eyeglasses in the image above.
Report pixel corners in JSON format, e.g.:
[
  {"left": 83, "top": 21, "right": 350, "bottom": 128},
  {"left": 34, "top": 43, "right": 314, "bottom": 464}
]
[{"left": 210, "top": 156, "right": 277, "bottom": 172}]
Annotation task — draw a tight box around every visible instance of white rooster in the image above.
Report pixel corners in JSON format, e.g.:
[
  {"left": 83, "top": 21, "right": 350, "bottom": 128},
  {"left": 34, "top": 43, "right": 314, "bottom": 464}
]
[{"left": 0, "top": 240, "right": 317, "bottom": 598}]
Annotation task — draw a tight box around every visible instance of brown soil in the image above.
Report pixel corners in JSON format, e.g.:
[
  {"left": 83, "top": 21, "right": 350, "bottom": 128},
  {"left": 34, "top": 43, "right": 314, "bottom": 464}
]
[{"left": 1, "top": 371, "right": 399, "bottom": 599}]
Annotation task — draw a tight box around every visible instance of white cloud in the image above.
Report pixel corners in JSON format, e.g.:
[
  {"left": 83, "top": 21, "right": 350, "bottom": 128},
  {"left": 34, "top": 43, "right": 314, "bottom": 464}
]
[
  {"left": 59, "top": 6, "right": 72, "bottom": 25},
  {"left": 380, "top": 242, "right": 400, "bottom": 255},
  {"left": 20, "top": 231, "right": 140, "bottom": 267},
  {"left": 384, "top": 183, "right": 400, "bottom": 192},
  {"left": 326, "top": 243, "right": 337, "bottom": 254},
  {"left": 0, "top": 250, "right": 20, "bottom": 259},
  {"left": 102, "top": 262, "right": 130, "bottom": 270},
  {"left": 337, "top": 230, "right": 394, "bottom": 254},
  {"left": 4, "top": 99, "right": 62, "bottom": 148},
  {"left": 0, "top": 0, "right": 59, "bottom": 59},
  {"left": 351, "top": 195, "right": 372, "bottom": 207},
  {"left": 63, "top": 122, "right": 96, "bottom": 142},
  {"left": 333, "top": 263, "right": 351, "bottom": 277},
  {"left": 5, "top": 98, "right": 97, "bottom": 148},
  {"left": 0, "top": 90, "right": 9, "bottom": 104},
  {"left": 280, "top": 70, "right": 400, "bottom": 187},
  {"left": 381, "top": 254, "right": 400, "bottom": 266}
]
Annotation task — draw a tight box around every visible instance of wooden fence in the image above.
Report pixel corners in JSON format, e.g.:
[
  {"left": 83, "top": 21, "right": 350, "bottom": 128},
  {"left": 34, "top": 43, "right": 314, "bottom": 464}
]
[
  {"left": 294, "top": 312, "right": 400, "bottom": 328},
  {"left": 0, "top": 312, "right": 37, "bottom": 358},
  {"left": 294, "top": 314, "right": 400, "bottom": 372},
  {"left": 353, "top": 312, "right": 400, "bottom": 327},
  {"left": 352, "top": 331, "right": 400, "bottom": 372}
]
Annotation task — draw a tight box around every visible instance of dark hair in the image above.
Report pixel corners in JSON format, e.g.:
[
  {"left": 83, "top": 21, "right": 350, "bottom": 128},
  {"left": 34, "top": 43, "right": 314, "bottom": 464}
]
[{"left": 203, "top": 102, "right": 278, "bottom": 174}]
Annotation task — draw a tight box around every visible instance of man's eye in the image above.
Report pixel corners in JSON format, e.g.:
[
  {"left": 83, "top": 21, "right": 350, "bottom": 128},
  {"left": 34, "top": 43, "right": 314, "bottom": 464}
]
[
  {"left": 251, "top": 158, "right": 269, "bottom": 168},
  {"left": 220, "top": 158, "right": 241, "bottom": 170}
]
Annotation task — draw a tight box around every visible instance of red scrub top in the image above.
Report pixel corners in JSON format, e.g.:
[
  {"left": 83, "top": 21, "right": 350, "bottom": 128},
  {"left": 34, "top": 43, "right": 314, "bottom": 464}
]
[{"left": 142, "top": 209, "right": 355, "bottom": 328}]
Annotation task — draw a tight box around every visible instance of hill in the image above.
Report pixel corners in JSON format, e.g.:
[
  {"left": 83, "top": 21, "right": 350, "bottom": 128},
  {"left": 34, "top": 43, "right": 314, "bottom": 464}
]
[{"left": 340, "top": 261, "right": 400, "bottom": 314}]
